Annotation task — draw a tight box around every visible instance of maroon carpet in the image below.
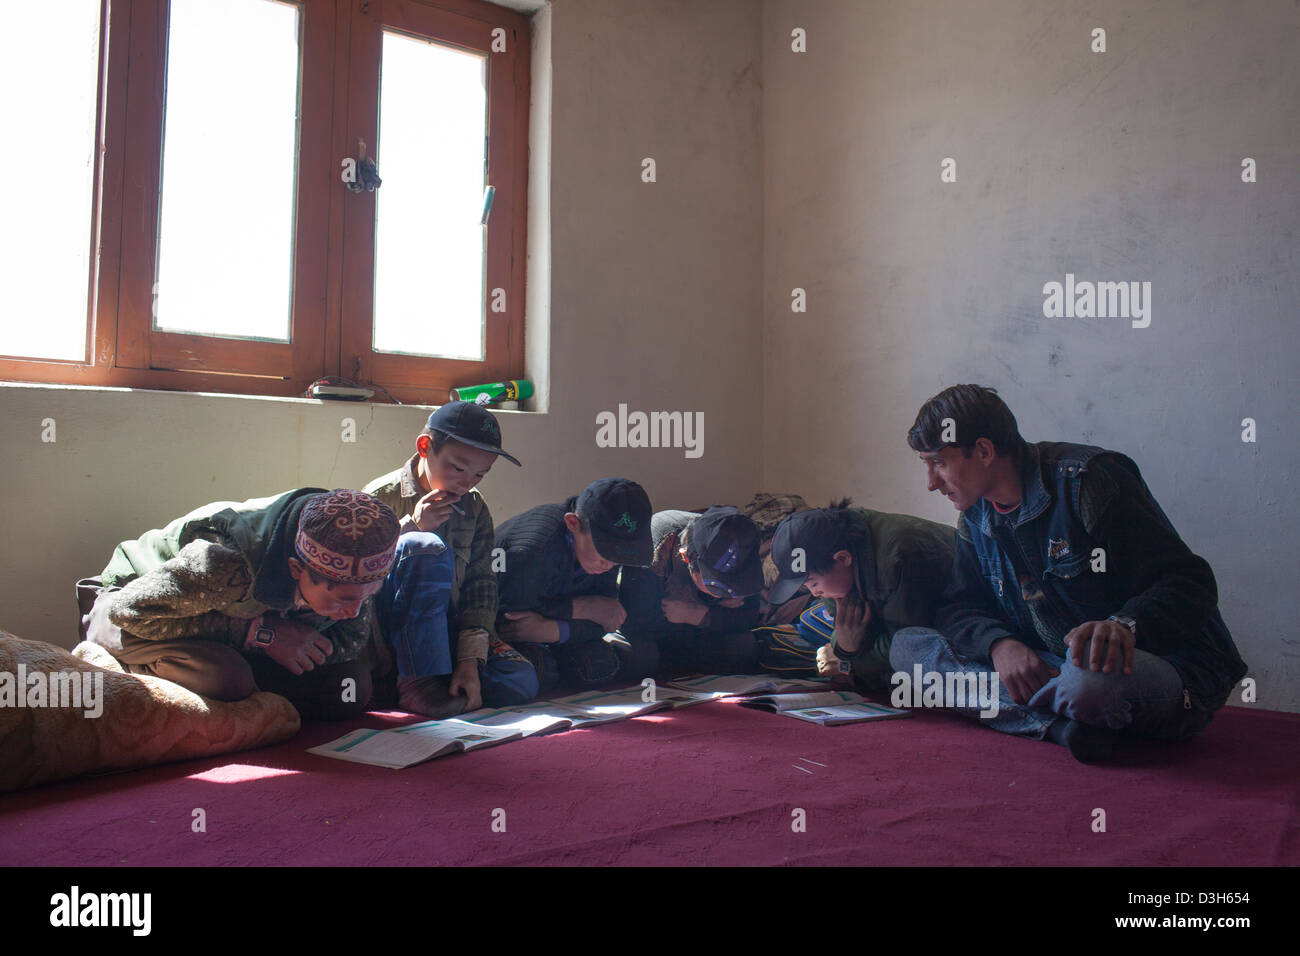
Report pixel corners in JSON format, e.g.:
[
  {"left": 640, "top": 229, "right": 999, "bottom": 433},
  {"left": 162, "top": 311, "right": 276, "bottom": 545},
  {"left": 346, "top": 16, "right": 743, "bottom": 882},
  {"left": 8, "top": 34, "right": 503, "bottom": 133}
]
[{"left": 2, "top": 703, "right": 1296, "bottom": 866}]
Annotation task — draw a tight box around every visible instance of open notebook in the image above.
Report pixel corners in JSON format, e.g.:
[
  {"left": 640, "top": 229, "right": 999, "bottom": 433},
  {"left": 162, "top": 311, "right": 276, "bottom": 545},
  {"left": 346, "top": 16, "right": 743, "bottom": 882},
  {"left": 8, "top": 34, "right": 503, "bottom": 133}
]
[
  {"left": 309, "top": 677, "right": 909, "bottom": 769},
  {"left": 739, "top": 690, "right": 912, "bottom": 726}
]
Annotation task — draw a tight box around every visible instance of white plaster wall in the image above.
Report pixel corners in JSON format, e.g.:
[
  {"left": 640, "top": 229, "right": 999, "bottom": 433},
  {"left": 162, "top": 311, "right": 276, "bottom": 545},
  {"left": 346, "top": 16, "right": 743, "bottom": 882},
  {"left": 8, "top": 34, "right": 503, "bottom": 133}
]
[{"left": 761, "top": 0, "right": 1300, "bottom": 710}]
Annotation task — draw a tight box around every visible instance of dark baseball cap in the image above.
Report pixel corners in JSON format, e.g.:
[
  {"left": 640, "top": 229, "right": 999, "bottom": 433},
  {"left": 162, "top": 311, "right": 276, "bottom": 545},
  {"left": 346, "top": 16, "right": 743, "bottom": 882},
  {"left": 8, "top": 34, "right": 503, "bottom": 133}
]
[
  {"left": 684, "top": 507, "right": 764, "bottom": 598},
  {"left": 576, "top": 477, "right": 653, "bottom": 566},
  {"left": 767, "top": 509, "right": 845, "bottom": 604},
  {"left": 426, "top": 401, "right": 521, "bottom": 466}
]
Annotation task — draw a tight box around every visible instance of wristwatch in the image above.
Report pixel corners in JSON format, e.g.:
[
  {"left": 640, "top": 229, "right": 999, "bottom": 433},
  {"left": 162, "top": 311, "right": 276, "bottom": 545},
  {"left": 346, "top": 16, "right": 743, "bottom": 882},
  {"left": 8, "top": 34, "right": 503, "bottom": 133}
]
[
  {"left": 253, "top": 625, "right": 276, "bottom": 648},
  {"left": 1107, "top": 614, "right": 1137, "bottom": 637}
]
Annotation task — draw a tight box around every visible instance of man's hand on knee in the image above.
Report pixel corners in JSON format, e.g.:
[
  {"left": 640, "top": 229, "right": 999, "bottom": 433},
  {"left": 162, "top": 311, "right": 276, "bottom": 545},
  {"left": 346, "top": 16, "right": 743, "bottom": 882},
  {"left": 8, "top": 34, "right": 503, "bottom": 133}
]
[
  {"left": 1064, "top": 620, "right": 1136, "bottom": 675},
  {"left": 990, "top": 637, "right": 1058, "bottom": 705}
]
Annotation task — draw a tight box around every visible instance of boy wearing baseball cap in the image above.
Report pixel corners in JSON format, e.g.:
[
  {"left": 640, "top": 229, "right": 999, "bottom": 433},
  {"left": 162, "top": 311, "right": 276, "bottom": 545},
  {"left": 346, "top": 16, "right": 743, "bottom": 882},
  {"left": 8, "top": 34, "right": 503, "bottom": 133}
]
[
  {"left": 363, "top": 401, "right": 537, "bottom": 717},
  {"left": 618, "top": 507, "right": 766, "bottom": 678},
  {"left": 768, "top": 501, "right": 955, "bottom": 693},
  {"left": 494, "top": 477, "right": 653, "bottom": 692},
  {"left": 82, "top": 489, "right": 400, "bottom": 720}
]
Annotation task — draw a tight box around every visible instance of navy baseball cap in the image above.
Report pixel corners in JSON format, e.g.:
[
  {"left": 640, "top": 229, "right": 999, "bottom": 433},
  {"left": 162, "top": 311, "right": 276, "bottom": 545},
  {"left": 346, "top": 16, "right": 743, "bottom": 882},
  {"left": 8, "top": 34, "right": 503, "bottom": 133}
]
[
  {"left": 684, "top": 507, "right": 764, "bottom": 598},
  {"left": 576, "top": 477, "right": 653, "bottom": 566},
  {"left": 767, "top": 509, "right": 845, "bottom": 604},
  {"left": 426, "top": 401, "right": 521, "bottom": 466}
]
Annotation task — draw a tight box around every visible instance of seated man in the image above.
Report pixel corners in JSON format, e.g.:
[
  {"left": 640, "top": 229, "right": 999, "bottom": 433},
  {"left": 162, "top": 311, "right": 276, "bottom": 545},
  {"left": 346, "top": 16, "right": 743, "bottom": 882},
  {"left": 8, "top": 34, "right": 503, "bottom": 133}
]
[
  {"left": 618, "top": 506, "right": 766, "bottom": 678},
  {"left": 81, "top": 489, "right": 399, "bottom": 721},
  {"left": 494, "top": 477, "right": 653, "bottom": 693},
  {"left": 766, "top": 500, "right": 955, "bottom": 693},
  {"left": 364, "top": 401, "right": 538, "bottom": 717},
  {"left": 891, "top": 384, "right": 1248, "bottom": 762}
]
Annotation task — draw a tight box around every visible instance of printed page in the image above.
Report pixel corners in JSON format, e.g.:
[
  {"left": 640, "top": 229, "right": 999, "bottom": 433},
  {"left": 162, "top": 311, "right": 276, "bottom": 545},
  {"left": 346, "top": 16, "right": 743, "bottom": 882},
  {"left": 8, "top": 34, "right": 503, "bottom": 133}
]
[
  {"left": 782, "top": 702, "right": 914, "bottom": 725},
  {"left": 307, "top": 727, "right": 459, "bottom": 769},
  {"left": 642, "top": 684, "right": 723, "bottom": 709},
  {"left": 551, "top": 688, "right": 671, "bottom": 724},
  {"left": 667, "top": 674, "right": 830, "bottom": 695},
  {"left": 743, "top": 691, "right": 866, "bottom": 712},
  {"left": 454, "top": 706, "right": 575, "bottom": 737},
  {"left": 431, "top": 719, "right": 532, "bottom": 750},
  {"left": 309, "top": 719, "right": 522, "bottom": 768}
]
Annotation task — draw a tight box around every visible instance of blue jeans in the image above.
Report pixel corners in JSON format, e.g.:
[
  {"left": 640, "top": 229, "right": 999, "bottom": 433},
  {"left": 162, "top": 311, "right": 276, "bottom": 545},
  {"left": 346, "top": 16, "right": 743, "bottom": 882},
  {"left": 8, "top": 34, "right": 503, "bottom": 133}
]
[
  {"left": 377, "top": 532, "right": 539, "bottom": 707},
  {"left": 379, "top": 532, "right": 455, "bottom": 679},
  {"left": 888, "top": 627, "right": 1217, "bottom": 741},
  {"left": 482, "top": 640, "right": 541, "bottom": 706}
]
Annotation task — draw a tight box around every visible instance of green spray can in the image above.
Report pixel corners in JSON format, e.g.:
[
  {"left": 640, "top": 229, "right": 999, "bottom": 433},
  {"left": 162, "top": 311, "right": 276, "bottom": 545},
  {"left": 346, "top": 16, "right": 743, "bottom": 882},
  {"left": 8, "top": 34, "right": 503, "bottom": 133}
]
[{"left": 450, "top": 379, "right": 534, "bottom": 406}]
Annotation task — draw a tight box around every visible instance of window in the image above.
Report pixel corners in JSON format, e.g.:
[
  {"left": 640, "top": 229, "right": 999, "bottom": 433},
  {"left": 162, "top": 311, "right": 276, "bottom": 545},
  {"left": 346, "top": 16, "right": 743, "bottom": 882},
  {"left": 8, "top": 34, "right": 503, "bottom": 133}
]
[
  {"left": 0, "top": 0, "right": 102, "bottom": 363},
  {"left": 0, "top": 0, "right": 531, "bottom": 404}
]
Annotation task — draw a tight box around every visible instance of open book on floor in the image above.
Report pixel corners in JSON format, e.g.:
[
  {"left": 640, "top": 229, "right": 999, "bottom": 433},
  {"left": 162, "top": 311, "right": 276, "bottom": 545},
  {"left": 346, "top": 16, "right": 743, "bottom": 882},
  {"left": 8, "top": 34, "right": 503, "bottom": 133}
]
[
  {"left": 739, "top": 691, "right": 913, "bottom": 726},
  {"left": 457, "top": 688, "right": 677, "bottom": 735},
  {"left": 308, "top": 677, "right": 878, "bottom": 769},
  {"left": 309, "top": 686, "right": 710, "bottom": 768},
  {"left": 666, "top": 674, "right": 832, "bottom": 696},
  {"left": 461, "top": 681, "right": 838, "bottom": 731},
  {"left": 308, "top": 718, "right": 522, "bottom": 769},
  {"left": 643, "top": 683, "right": 729, "bottom": 709}
]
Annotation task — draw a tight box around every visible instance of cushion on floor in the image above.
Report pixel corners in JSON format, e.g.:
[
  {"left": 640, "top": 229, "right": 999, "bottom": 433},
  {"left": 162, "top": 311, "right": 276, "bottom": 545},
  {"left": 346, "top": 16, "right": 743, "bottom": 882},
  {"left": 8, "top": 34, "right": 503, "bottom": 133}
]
[{"left": 0, "top": 630, "right": 300, "bottom": 792}]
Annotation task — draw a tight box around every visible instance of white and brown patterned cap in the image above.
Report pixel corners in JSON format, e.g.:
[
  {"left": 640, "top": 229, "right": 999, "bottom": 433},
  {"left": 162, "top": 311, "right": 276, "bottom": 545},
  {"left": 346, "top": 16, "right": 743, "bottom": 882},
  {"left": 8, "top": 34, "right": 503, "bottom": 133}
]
[{"left": 295, "top": 490, "right": 400, "bottom": 584}]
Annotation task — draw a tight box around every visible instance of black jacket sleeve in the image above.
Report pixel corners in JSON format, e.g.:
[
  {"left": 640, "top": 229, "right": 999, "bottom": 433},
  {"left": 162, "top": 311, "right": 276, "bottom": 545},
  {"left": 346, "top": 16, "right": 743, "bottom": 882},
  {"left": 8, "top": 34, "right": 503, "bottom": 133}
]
[
  {"left": 1081, "top": 455, "right": 1220, "bottom": 656},
  {"left": 497, "top": 544, "right": 551, "bottom": 615},
  {"left": 498, "top": 540, "right": 618, "bottom": 644}
]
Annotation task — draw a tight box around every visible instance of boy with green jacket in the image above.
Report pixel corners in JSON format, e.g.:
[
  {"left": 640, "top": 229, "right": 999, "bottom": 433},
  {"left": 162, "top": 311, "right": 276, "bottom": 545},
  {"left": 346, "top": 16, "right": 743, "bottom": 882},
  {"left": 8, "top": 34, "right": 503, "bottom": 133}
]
[
  {"left": 83, "top": 489, "right": 399, "bottom": 720},
  {"left": 767, "top": 502, "right": 955, "bottom": 692}
]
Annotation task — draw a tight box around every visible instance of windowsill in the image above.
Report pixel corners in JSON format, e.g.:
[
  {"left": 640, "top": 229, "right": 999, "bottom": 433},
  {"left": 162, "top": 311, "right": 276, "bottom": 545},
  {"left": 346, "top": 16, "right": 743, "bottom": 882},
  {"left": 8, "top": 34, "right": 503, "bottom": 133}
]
[{"left": 0, "top": 380, "right": 546, "bottom": 415}]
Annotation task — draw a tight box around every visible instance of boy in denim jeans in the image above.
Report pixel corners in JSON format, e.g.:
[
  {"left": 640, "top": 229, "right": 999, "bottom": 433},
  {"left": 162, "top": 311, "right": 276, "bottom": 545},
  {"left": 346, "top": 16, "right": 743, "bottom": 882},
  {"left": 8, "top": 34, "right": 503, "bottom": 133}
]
[{"left": 364, "top": 401, "right": 537, "bottom": 717}]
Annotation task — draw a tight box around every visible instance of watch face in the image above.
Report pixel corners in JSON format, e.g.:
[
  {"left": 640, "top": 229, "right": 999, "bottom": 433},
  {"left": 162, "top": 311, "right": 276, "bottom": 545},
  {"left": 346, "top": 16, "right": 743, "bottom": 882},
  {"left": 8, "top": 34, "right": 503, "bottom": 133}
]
[{"left": 255, "top": 627, "right": 275, "bottom": 646}]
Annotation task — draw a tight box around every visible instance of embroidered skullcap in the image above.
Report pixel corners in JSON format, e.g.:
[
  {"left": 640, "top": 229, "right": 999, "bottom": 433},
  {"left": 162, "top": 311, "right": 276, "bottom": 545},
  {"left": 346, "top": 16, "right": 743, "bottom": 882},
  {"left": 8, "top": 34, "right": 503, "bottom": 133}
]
[{"left": 295, "top": 490, "right": 400, "bottom": 584}]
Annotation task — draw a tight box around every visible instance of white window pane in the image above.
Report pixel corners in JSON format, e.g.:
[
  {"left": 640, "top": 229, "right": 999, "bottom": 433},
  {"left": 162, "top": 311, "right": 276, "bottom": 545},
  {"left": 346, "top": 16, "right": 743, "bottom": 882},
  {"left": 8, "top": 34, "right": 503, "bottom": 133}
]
[
  {"left": 154, "top": 0, "right": 299, "bottom": 341},
  {"left": 0, "top": 0, "right": 100, "bottom": 361},
  {"left": 373, "top": 31, "right": 486, "bottom": 361}
]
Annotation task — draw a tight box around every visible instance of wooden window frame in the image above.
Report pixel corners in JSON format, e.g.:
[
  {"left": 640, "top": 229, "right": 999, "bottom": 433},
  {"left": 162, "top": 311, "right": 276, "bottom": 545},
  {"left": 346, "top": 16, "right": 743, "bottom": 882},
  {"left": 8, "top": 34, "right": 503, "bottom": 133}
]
[
  {"left": 0, "top": 0, "right": 530, "bottom": 405},
  {"left": 340, "top": 0, "right": 529, "bottom": 403}
]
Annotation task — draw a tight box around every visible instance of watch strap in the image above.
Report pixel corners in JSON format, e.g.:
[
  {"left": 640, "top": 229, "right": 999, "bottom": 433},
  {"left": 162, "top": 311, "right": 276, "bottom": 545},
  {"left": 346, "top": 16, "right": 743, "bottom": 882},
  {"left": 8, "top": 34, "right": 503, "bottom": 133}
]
[{"left": 1107, "top": 614, "right": 1137, "bottom": 636}]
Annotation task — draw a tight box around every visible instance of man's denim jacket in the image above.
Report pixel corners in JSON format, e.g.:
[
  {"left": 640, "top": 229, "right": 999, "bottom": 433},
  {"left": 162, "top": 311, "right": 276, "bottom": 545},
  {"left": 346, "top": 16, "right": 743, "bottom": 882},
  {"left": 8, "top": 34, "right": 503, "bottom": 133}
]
[{"left": 935, "top": 441, "right": 1247, "bottom": 711}]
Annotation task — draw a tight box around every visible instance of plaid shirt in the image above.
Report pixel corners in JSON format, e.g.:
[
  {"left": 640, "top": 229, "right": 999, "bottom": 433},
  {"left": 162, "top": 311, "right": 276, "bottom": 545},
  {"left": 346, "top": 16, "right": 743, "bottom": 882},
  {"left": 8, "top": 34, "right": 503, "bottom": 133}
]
[{"left": 363, "top": 455, "right": 497, "bottom": 662}]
